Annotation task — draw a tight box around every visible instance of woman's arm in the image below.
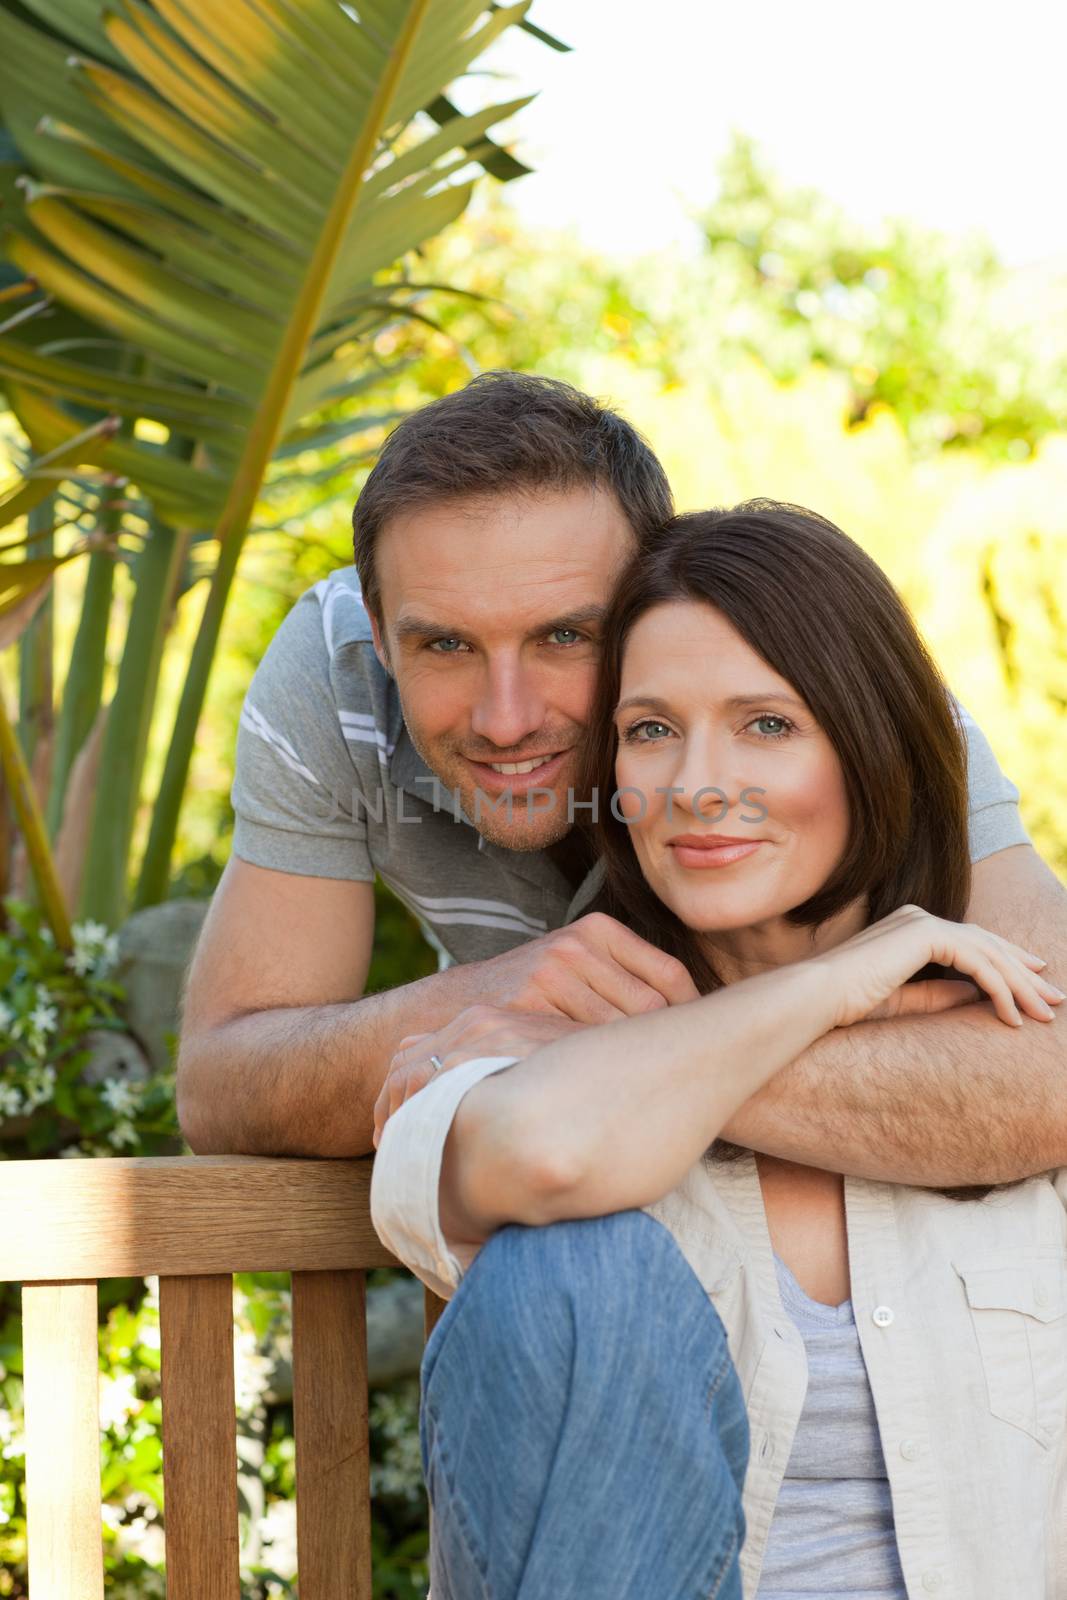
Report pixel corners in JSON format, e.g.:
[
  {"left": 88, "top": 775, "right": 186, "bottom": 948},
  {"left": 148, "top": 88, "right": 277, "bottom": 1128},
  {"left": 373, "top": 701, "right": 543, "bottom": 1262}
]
[
  {"left": 722, "top": 847, "right": 1067, "bottom": 1183},
  {"left": 439, "top": 959, "right": 829, "bottom": 1243},
  {"left": 436, "top": 906, "right": 1060, "bottom": 1244}
]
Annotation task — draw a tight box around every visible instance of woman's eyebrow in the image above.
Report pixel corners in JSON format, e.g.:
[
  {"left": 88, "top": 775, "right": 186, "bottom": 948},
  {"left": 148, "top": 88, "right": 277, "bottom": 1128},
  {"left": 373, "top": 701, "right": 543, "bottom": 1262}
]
[{"left": 613, "top": 691, "right": 806, "bottom": 716}]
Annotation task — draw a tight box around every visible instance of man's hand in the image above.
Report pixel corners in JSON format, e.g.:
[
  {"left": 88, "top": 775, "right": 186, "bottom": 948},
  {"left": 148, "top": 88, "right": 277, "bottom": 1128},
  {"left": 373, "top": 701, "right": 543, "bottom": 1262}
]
[
  {"left": 372, "top": 1007, "right": 585, "bottom": 1147},
  {"left": 475, "top": 911, "right": 699, "bottom": 1023},
  {"left": 370, "top": 912, "right": 698, "bottom": 1148}
]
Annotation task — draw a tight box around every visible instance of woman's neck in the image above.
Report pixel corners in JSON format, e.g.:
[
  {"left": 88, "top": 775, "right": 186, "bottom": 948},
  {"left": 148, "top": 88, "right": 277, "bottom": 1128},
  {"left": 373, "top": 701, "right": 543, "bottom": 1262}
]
[{"left": 700, "top": 898, "right": 869, "bottom": 986}]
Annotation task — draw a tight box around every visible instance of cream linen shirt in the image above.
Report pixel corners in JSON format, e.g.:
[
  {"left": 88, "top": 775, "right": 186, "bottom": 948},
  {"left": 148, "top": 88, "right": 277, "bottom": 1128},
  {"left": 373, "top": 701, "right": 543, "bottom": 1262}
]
[{"left": 370, "top": 1056, "right": 1067, "bottom": 1600}]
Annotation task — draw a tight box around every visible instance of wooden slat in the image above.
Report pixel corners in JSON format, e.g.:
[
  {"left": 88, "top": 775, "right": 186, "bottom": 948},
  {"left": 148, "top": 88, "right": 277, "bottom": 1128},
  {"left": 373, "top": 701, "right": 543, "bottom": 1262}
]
[
  {"left": 22, "top": 1281, "right": 104, "bottom": 1600},
  {"left": 422, "top": 1286, "right": 449, "bottom": 1564},
  {"left": 159, "top": 1275, "right": 240, "bottom": 1600},
  {"left": 425, "top": 1286, "right": 448, "bottom": 1342},
  {"left": 0, "top": 1155, "right": 399, "bottom": 1281},
  {"left": 292, "top": 1269, "right": 372, "bottom": 1600}
]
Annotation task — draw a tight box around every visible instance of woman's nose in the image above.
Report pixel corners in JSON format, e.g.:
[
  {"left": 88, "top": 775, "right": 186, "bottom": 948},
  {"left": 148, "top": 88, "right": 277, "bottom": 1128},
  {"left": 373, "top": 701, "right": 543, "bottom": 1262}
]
[{"left": 671, "top": 737, "right": 746, "bottom": 819}]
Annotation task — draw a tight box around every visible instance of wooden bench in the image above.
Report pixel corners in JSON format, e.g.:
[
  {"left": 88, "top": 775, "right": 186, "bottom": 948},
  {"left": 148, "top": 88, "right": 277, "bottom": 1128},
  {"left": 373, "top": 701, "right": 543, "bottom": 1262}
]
[{"left": 0, "top": 1154, "right": 448, "bottom": 1599}]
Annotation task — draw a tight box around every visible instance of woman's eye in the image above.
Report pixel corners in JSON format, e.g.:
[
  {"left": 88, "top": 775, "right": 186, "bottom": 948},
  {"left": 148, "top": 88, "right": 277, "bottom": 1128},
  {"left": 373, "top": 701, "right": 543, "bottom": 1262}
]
[
  {"left": 751, "top": 714, "right": 792, "bottom": 738},
  {"left": 625, "top": 719, "right": 673, "bottom": 742}
]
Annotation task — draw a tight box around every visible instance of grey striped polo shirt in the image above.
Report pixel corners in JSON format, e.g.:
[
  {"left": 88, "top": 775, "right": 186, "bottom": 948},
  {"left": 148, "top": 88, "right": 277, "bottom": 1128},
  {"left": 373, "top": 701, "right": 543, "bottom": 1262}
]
[{"left": 229, "top": 565, "right": 1029, "bottom": 968}]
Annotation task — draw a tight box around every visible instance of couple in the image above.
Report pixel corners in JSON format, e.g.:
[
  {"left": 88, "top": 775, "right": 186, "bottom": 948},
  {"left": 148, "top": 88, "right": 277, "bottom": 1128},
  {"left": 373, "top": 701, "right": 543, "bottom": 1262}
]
[{"left": 178, "top": 372, "right": 1067, "bottom": 1597}]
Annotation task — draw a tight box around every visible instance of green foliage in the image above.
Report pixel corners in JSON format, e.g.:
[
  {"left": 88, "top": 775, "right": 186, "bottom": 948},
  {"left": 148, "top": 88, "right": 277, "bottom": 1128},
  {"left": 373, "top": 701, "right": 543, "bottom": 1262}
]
[
  {"left": 358, "top": 135, "right": 1066, "bottom": 468},
  {"left": 694, "top": 136, "right": 1065, "bottom": 457},
  {"left": 0, "top": 0, "right": 551, "bottom": 930},
  {"left": 0, "top": 895, "right": 179, "bottom": 1157}
]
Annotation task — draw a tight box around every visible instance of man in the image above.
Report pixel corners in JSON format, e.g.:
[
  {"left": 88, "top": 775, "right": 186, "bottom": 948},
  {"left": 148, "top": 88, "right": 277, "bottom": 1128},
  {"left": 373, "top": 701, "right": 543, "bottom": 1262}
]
[{"left": 178, "top": 371, "right": 1067, "bottom": 1184}]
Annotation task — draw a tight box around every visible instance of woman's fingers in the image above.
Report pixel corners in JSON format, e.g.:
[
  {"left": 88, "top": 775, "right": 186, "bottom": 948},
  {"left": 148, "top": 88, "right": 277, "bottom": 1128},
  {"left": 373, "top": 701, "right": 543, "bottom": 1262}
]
[
  {"left": 949, "top": 938, "right": 1059, "bottom": 1026},
  {"left": 978, "top": 934, "right": 1063, "bottom": 1020}
]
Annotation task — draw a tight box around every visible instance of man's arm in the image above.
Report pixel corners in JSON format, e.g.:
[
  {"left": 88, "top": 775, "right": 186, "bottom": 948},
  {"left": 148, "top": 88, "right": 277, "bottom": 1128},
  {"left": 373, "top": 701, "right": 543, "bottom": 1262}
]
[
  {"left": 721, "top": 845, "right": 1067, "bottom": 1184},
  {"left": 177, "top": 861, "right": 696, "bottom": 1158}
]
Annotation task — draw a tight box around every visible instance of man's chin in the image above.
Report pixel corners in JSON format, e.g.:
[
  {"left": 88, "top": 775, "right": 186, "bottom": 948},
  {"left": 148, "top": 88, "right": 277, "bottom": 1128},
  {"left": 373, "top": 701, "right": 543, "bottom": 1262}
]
[{"left": 461, "top": 793, "right": 574, "bottom": 853}]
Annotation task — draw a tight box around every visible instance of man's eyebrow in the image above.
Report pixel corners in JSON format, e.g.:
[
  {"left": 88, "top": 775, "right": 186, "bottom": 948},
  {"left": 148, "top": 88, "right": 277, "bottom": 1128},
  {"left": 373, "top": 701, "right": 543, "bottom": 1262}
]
[
  {"left": 394, "top": 617, "right": 454, "bottom": 642},
  {"left": 537, "top": 606, "right": 608, "bottom": 636},
  {"left": 613, "top": 690, "right": 807, "bottom": 716},
  {"left": 394, "top": 605, "right": 608, "bottom": 644}
]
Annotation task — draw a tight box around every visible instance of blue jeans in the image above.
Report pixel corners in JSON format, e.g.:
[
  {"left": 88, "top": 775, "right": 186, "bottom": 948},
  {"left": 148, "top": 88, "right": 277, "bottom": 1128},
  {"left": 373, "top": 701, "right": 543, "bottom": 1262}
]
[{"left": 420, "top": 1208, "right": 749, "bottom": 1599}]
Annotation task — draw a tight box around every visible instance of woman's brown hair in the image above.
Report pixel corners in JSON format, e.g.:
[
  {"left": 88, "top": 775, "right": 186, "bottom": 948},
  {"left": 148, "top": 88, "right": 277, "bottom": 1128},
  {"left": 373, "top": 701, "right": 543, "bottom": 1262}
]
[{"left": 577, "top": 500, "right": 988, "bottom": 1198}]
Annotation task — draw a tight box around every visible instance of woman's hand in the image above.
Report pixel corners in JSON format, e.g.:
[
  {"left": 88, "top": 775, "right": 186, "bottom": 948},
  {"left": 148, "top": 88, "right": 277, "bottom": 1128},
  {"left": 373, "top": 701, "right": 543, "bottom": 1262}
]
[
  {"left": 817, "top": 905, "right": 1064, "bottom": 1030},
  {"left": 372, "top": 1007, "right": 586, "bottom": 1148}
]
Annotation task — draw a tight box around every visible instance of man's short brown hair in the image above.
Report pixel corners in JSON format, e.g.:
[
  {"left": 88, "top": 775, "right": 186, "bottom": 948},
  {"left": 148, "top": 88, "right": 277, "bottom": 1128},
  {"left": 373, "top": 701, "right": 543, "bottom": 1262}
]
[{"left": 351, "top": 370, "right": 673, "bottom": 618}]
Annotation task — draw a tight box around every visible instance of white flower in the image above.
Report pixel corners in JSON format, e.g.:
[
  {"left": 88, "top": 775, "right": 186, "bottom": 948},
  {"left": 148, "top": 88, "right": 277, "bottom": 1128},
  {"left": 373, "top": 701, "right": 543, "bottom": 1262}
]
[
  {"left": 34, "top": 983, "right": 52, "bottom": 1006},
  {"left": 0, "top": 1000, "right": 14, "bottom": 1031},
  {"left": 106, "top": 1120, "right": 139, "bottom": 1150},
  {"left": 0, "top": 1084, "right": 23, "bottom": 1118},
  {"left": 100, "top": 1078, "right": 139, "bottom": 1118},
  {"left": 0, "top": 1419, "right": 23, "bottom": 1461},
  {"left": 28, "top": 1002, "right": 58, "bottom": 1036},
  {"left": 233, "top": 1322, "right": 272, "bottom": 1412},
  {"left": 67, "top": 920, "right": 121, "bottom": 977},
  {"left": 22, "top": 1065, "right": 56, "bottom": 1109},
  {"left": 59, "top": 1144, "right": 87, "bottom": 1157},
  {"left": 99, "top": 1371, "right": 139, "bottom": 1432}
]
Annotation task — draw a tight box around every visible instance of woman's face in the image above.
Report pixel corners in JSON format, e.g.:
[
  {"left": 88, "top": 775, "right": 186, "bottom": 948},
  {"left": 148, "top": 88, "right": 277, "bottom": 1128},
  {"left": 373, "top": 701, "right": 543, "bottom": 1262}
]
[{"left": 613, "top": 601, "right": 852, "bottom": 937}]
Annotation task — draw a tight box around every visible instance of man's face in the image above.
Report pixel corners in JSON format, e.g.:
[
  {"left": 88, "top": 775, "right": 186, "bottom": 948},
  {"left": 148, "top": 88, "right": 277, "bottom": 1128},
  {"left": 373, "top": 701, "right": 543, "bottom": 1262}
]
[{"left": 370, "top": 486, "right": 635, "bottom": 850}]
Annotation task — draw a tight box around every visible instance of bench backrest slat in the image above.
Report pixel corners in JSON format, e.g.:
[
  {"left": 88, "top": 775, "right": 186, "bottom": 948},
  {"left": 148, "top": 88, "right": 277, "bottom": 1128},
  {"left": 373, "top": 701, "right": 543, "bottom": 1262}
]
[
  {"left": 5, "top": 1156, "right": 416, "bottom": 1595},
  {"left": 159, "top": 1274, "right": 241, "bottom": 1599},
  {"left": 22, "top": 1281, "right": 105, "bottom": 1600},
  {"left": 1, "top": 1156, "right": 394, "bottom": 1281},
  {"left": 292, "top": 1269, "right": 373, "bottom": 1598}
]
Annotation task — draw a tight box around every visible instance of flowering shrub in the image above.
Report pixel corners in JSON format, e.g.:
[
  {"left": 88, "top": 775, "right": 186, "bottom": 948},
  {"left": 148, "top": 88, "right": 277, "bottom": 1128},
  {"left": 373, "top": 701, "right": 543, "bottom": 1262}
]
[
  {"left": 0, "top": 893, "right": 182, "bottom": 1594},
  {"left": 0, "top": 896, "right": 179, "bottom": 1158},
  {"left": 0, "top": 896, "right": 429, "bottom": 1597}
]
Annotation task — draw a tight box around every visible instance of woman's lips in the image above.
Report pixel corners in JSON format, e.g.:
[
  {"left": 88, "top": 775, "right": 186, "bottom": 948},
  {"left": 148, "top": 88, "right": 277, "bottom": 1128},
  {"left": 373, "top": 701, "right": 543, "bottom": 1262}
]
[{"left": 667, "top": 838, "right": 765, "bottom": 869}]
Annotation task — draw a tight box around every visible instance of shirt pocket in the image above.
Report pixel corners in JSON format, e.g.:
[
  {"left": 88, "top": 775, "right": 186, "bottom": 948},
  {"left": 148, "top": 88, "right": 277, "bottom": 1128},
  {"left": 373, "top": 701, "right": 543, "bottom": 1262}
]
[{"left": 953, "top": 1253, "right": 1067, "bottom": 1448}]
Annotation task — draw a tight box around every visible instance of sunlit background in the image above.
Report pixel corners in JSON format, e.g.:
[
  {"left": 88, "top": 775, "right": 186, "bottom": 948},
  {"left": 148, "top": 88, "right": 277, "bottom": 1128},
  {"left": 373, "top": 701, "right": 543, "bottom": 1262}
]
[{"left": 1, "top": 3, "right": 1065, "bottom": 1593}]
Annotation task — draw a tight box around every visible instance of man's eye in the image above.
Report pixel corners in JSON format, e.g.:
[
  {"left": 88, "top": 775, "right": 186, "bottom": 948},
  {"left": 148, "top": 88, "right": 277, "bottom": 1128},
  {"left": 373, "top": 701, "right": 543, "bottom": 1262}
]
[
  {"left": 547, "top": 628, "right": 583, "bottom": 646},
  {"left": 428, "top": 637, "right": 466, "bottom": 653}
]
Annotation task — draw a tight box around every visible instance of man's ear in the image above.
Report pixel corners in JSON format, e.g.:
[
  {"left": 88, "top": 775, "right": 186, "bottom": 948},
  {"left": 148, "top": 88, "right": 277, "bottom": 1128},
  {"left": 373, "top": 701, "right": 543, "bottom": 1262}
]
[{"left": 369, "top": 610, "right": 392, "bottom": 676}]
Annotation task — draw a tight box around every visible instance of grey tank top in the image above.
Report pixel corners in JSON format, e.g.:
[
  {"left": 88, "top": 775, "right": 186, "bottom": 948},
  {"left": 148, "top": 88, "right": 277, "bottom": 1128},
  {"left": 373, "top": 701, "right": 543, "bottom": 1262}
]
[{"left": 756, "top": 1254, "right": 908, "bottom": 1599}]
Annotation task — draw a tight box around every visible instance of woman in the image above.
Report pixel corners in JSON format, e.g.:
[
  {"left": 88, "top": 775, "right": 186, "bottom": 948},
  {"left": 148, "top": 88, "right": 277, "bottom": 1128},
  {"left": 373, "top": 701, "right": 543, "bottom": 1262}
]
[{"left": 370, "top": 500, "right": 1065, "bottom": 1600}]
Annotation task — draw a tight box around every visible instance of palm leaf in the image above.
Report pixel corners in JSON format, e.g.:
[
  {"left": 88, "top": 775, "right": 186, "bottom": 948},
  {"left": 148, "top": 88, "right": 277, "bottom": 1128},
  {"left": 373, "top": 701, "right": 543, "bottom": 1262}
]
[{"left": 0, "top": 0, "right": 541, "bottom": 917}]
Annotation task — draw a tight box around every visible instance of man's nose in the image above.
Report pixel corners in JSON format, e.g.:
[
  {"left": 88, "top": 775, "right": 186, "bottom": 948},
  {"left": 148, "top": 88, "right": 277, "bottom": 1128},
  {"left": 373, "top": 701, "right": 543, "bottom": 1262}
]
[{"left": 469, "top": 659, "right": 547, "bottom": 751}]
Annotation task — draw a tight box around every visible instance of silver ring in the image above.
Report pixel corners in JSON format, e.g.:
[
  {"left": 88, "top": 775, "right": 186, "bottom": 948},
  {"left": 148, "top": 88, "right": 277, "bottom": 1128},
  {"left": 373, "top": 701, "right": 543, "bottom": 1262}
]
[{"left": 429, "top": 1054, "right": 445, "bottom": 1074}]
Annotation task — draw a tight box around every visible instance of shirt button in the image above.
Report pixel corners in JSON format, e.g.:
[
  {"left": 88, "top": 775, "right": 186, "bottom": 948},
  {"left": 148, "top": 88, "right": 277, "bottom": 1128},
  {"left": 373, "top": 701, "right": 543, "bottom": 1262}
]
[
  {"left": 922, "top": 1572, "right": 943, "bottom": 1592},
  {"left": 900, "top": 1438, "right": 921, "bottom": 1460},
  {"left": 872, "top": 1305, "right": 895, "bottom": 1328}
]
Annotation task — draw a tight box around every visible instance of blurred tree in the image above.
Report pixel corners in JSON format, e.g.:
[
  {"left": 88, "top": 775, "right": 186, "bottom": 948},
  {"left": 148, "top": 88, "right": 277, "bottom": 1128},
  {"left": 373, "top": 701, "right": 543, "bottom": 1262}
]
[{"left": 693, "top": 135, "right": 1067, "bottom": 457}]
